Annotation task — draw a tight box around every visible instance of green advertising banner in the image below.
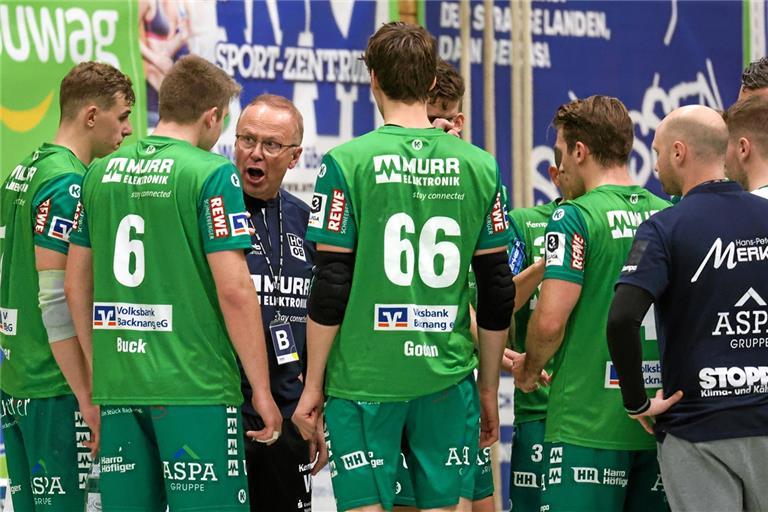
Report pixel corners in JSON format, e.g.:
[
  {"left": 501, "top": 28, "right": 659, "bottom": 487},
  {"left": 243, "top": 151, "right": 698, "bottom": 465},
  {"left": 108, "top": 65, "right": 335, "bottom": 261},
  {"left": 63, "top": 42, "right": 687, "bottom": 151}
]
[{"left": 0, "top": 0, "right": 147, "bottom": 182}]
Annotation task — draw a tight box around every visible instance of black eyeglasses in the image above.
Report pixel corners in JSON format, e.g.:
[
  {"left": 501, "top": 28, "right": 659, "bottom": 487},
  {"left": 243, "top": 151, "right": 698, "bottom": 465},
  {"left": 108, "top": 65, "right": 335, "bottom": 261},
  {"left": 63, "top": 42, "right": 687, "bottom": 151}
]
[{"left": 235, "top": 135, "right": 299, "bottom": 156}]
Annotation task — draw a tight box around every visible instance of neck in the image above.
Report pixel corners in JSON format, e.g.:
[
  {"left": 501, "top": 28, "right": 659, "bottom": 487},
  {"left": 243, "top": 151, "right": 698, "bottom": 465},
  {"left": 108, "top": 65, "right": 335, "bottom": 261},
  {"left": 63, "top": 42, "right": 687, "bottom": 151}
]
[
  {"left": 380, "top": 97, "right": 432, "bottom": 129},
  {"left": 153, "top": 121, "right": 202, "bottom": 147},
  {"left": 747, "top": 162, "right": 768, "bottom": 191},
  {"left": 52, "top": 123, "right": 94, "bottom": 165},
  {"left": 681, "top": 165, "right": 725, "bottom": 195},
  {"left": 583, "top": 164, "right": 634, "bottom": 192}
]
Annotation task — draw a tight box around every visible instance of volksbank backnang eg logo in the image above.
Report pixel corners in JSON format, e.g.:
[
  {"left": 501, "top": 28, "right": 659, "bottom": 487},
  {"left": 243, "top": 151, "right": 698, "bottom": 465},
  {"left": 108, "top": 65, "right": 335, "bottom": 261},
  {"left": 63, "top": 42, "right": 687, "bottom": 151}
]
[
  {"left": 604, "top": 361, "right": 661, "bottom": 389},
  {"left": 93, "top": 302, "right": 172, "bottom": 331},
  {"left": 229, "top": 212, "right": 249, "bottom": 236},
  {"left": 377, "top": 306, "right": 408, "bottom": 328},
  {"left": 48, "top": 216, "right": 73, "bottom": 241},
  {"left": 372, "top": 155, "right": 460, "bottom": 186},
  {"left": 374, "top": 304, "right": 457, "bottom": 332}
]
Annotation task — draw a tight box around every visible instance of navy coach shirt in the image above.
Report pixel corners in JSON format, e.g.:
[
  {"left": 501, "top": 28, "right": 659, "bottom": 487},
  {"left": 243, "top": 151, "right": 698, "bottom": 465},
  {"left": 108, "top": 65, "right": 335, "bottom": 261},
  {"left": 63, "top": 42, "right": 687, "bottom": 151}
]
[
  {"left": 618, "top": 180, "right": 768, "bottom": 442},
  {"left": 242, "top": 189, "right": 316, "bottom": 419}
]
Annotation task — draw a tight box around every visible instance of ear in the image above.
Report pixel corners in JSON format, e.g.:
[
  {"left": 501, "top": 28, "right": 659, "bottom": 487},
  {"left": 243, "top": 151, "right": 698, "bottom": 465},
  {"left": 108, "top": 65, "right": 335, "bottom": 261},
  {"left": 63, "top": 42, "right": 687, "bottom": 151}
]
[
  {"left": 574, "top": 141, "right": 589, "bottom": 164},
  {"left": 85, "top": 105, "right": 98, "bottom": 128},
  {"left": 548, "top": 165, "right": 560, "bottom": 187},
  {"left": 429, "top": 76, "right": 437, "bottom": 92},
  {"left": 204, "top": 106, "right": 219, "bottom": 129},
  {"left": 288, "top": 146, "right": 303, "bottom": 169},
  {"left": 738, "top": 137, "right": 751, "bottom": 161},
  {"left": 672, "top": 140, "right": 687, "bottom": 164},
  {"left": 452, "top": 112, "right": 465, "bottom": 133}
]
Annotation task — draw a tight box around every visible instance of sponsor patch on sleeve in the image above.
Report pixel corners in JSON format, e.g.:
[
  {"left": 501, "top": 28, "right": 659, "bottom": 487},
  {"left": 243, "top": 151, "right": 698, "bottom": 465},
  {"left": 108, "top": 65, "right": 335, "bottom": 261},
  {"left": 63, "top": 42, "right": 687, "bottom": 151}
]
[
  {"left": 208, "top": 196, "right": 229, "bottom": 238},
  {"left": 228, "top": 212, "right": 250, "bottom": 237},
  {"left": 545, "top": 232, "right": 565, "bottom": 267},
  {"left": 508, "top": 238, "right": 526, "bottom": 275},
  {"left": 34, "top": 198, "right": 51, "bottom": 234},
  {"left": 621, "top": 239, "right": 649, "bottom": 274},
  {"left": 570, "top": 233, "right": 585, "bottom": 271},
  {"left": 71, "top": 201, "right": 83, "bottom": 231},
  {"left": 308, "top": 193, "right": 327, "bottom": 229},
  {"left": 326, "top": 189, "right": 346, "bottom": 233},
  {"left": 489, "top": 192, "right": 507, "bottom": 233},
  {"left": 48, "top": 216, "right": 74, "bottom": 241}
]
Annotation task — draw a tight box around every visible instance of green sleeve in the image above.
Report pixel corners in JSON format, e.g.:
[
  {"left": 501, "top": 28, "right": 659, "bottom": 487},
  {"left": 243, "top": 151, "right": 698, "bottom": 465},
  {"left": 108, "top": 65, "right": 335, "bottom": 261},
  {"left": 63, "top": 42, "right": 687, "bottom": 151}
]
[
  {"left": 32, "top": 173, "right": 82, "bottom": 254},
  {"left": 197, "top": 164, "right": 252, "bottom": 253},
  {"left": 475, "top": 170, "right": 512, "bottom": 250},
  {"left": 305, "top": 155, "right": 357, "bottom": 249},
  {"left": 542, "top": 204, "right": 589, "bottom": 285}
]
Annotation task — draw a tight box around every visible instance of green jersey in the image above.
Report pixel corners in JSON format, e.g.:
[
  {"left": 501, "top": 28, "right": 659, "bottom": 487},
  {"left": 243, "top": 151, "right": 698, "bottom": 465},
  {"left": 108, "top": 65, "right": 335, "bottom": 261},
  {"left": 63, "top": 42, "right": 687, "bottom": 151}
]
[
  {"left": 69, "top": 135, "right": 252, "bottom": 405},
  {"left": 306, "top": 126, "right": 510, "bottom": 401},
  {"left": 542, "top": 185, "right": 669, "bottom": 450},
  {"left": 508, "top": 200, "right": 558, "bottom": 424},
  {"left": 0, "top": 144, "right": 84, "bottom": 398}
]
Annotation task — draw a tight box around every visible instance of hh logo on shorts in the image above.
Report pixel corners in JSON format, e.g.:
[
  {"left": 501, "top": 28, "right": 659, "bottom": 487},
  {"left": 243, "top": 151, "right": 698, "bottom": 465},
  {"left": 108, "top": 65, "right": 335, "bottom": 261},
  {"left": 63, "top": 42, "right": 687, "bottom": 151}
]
[
  {"left": 48, "top": 216, "right": 74, "bottom": 241},
  {"left": 228, "top": 212, "right": 249, "bottom": 237},
  {"left": 604, "top": 361, "right": 661, "bottom": 389},
  {"left": 340, "top": 451, "right": 369, "bottom": 471},
  {"left": 92, "top": 303, "right": 172, "bottom": 331}
]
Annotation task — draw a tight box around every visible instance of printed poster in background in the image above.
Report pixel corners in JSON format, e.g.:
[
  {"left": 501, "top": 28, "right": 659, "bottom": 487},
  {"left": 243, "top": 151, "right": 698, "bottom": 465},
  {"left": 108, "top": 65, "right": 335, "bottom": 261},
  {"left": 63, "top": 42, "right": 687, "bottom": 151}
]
[
  {"left": 141, "top": 0, "right": 391, "bottom": 204},
  {"left": 424, "top": 0, "right": 743, "bottom": 205},
  {"left": 0, "top": 0, "right": 147, "bottom": 182}
]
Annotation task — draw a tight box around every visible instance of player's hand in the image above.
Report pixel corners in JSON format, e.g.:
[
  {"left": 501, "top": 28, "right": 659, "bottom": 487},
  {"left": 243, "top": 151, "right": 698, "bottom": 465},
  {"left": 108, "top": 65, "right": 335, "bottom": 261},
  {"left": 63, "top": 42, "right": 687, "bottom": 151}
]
[
  {"left": 431, "top": 117, "right": 461, "bottom": 137},
  {"left": 308, "top": 417, "right": 329, "bottom": 476},
  {"left": 292, "top": 387, "right": 324, "bottom": 442},
  {"left": 78, "top": 400, "right": 100, "bottom": 458},
  {"left": 509, "top": 350, "right": 551, "bottom": 392},
  {"left": 247, "top": 394, "right": 282, "bottom": 445},
  {"left": 630, "top": 389, "right": 683, "bottom": 434},
  {"left": 478, "top": 388, "right": 500, "bottom": 448}
]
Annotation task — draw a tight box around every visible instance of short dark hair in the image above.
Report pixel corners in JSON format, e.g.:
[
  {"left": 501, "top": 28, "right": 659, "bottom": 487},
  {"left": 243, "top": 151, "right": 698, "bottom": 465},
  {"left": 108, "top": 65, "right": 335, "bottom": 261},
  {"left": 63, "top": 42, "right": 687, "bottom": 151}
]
[
  {"left": 428, "top": 59, "right": 464, "bottom": 110},
  {"left": 242, "top": 94, "right": 304, "bottom": 143},
  {"left": 362, "top": 22, "right": 437, "bottom": 102},
  {"left": 742, "top": 57, "right": 768, "bottom": 91},
  {"left": 59, "top": 62, "right": 135, "bottom": 121},
  {"left": 159, "top": 55, "right": 241, "bottom": 124},
  {"left": 552, "top": 95, "right": 633, "bottom": 167},
  {"left": 724, "top": 95, "right": 768, "bottom": 159}
]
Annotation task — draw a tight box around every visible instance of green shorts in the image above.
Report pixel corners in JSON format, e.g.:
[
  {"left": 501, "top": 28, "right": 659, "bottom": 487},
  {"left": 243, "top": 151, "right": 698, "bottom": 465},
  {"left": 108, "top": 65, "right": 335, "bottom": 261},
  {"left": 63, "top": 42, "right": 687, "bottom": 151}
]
[
  {"left": 1, "top": 392, "right": 90, "bottom": 512},
  {"left": 509, "top": 419, "right": 546, "bottom": 511},
  {"left": 540, "top": 442, "right": 669, "bottom": 512},
  {"left": 325, "top": 374, "right": 478, "bottom": 511},
  {"left": 99, "top": 405, "right": 248, "bottom": 511},
  {"left": 393, "top": 378, "right": 493, "bottom": 506}
]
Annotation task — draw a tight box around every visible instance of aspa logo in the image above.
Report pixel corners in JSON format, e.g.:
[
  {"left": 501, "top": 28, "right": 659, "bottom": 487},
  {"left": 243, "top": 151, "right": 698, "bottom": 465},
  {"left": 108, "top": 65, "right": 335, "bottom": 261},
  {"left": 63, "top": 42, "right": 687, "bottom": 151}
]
[
  {"left": 712, "top": 287, "right": 768, "bottom": 339},
  {"left": 604, "top": 361, "right": 661, "bottom": 389},
  {"left": 31, "top": 459, "right": 65, "bottom": 496},
  {"left": 377, "top": 306, "right": 408, "bottom": 328},
  {"left": 209, "top": 196, "right": 229, "bottom": 238},
  {"left": 92, "top": 302, "right": 172, "bottom": 331},
  {"left": 93, "top": 305, "right": 117, "bottom": 327},
  {"left": 48, "top": 216, "right": 73, "bottom": 241},
  {"left": 228, "top": 212, "right": 249, "bottom": 236},
  {"left": 163, "top": 444, "right": 219, "bottom": 484},
  {"left": 34, "top": 198, "right": 51, "bottom": 234}
]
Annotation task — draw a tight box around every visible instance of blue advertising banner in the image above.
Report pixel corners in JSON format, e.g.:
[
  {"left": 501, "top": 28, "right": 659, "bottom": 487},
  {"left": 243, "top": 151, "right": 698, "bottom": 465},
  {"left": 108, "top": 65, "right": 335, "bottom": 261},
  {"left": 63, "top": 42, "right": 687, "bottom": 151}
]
[{"left": 424, "top": 0, "right": 743, "bottom": 205}]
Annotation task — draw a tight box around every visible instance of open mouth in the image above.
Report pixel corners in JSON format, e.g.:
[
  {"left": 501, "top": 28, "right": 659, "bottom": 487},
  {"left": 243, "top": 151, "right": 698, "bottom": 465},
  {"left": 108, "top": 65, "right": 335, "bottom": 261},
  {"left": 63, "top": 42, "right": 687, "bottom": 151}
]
[{"left": 246, "top": 167, "right": 265, "bottom": 184}]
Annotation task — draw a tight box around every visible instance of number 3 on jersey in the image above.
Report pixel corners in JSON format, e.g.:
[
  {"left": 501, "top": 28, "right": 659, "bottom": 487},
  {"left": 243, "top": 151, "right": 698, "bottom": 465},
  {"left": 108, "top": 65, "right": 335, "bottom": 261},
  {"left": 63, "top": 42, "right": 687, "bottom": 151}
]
[
  {"left": 384, "top": 213, "right": 460, "bottom": 289},
  {"left": 113, "top": 215, "right": 145, "bottom": 287}
]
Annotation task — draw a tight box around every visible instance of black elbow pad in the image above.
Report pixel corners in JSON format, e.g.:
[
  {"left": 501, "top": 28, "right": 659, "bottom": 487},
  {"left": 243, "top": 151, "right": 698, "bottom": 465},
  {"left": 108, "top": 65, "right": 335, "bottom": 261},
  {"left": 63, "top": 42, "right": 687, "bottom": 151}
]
[
  {"left": 473, "top": 251, "right": 515, "bottom": 331},
  {"left": 307, "top": 251, "right": 355, "bottom": 326}
]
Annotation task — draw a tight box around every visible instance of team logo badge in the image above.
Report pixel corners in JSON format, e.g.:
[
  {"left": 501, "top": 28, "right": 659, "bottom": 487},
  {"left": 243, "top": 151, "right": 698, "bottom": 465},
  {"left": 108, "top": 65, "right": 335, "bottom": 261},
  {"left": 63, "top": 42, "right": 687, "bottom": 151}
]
[
  {"left": 69, "top": 183, "right": 81, "bottom": 198},
  {"left": 411, "top": 139, "right": 423, "bottom": 151},
  {"left": 231, "top": 173, "right": 241, "bottom": 188},
  {"left": 287, "top": 233, "right": 306, "bottom": 261},
  {"left": 552, "top": 208, "right": 565, "bottom": 221}
]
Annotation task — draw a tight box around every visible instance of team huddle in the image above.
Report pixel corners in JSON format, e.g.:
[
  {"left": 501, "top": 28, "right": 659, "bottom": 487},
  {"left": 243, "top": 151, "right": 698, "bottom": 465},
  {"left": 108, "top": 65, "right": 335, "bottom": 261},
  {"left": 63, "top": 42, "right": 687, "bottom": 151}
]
[{"left": 2, "top": 19, "right": 768, "bottom": 512}]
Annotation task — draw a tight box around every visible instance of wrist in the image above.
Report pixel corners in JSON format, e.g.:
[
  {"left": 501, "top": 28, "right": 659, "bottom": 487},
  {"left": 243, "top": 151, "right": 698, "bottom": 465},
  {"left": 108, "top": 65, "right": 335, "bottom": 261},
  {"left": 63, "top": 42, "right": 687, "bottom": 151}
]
[{"left": 625, "top": 398, "right": 651, "bottom": 417}]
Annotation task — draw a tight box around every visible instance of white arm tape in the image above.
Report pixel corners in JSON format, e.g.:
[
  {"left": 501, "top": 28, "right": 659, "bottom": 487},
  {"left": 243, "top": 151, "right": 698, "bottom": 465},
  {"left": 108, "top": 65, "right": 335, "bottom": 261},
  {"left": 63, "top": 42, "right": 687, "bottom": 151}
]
[{"left": 38, "top": 269, "right": 76, "bottom": 343}]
